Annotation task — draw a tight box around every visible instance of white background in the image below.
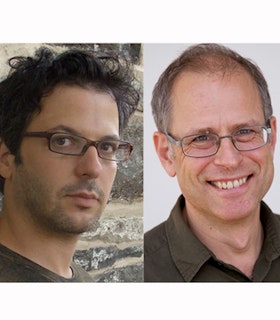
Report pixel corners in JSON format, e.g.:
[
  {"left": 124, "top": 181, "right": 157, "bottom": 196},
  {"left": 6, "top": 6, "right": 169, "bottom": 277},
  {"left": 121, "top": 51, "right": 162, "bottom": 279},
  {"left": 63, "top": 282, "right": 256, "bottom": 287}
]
[
  {"left": 144, "top": 43, "right": 280, "bottom": 232},
  {"left": 2, "top": 1, "right": 280, "bottom": 315}
]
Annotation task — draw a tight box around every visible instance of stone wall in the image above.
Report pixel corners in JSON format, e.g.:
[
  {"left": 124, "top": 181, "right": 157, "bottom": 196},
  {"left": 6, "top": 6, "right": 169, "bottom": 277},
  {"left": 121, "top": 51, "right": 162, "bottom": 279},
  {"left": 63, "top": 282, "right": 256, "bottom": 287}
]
[{"left": 0, "top": 43, "right": 143, "bottom": 282}]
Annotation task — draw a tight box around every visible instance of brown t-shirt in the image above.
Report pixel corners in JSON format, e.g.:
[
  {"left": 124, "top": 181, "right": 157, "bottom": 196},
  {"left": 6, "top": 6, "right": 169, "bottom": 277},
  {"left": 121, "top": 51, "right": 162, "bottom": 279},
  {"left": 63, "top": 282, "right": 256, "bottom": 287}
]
[
  {"left": 0, "top": 243, "right": 93, "bottom": 282},
  {"left": 144, "top": 195, "right": 280, "bottom": 282}
]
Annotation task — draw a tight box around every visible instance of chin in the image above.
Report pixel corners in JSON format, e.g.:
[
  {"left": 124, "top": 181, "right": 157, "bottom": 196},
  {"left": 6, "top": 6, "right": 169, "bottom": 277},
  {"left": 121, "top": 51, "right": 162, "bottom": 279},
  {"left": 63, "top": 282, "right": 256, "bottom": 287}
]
[
  {"left": 72, "top": 212, "right": 102, "bottom": 233},
  {"left": 214, "top": 200, "right": 258, "bottom": 222},
  {"left": 49, "top": 208, "right": 102, "bottom": 235}
]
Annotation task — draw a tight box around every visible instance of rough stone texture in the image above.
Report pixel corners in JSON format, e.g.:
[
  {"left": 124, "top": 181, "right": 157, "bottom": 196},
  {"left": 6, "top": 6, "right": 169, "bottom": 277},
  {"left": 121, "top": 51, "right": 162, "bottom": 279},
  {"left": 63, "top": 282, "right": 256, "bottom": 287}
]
[
  {"left": 111, "top": 112, "right": 143, "bottom": 201},
  {"left": 80, "top": 216, "right": 143, "bottom": 243},
  {"left": 110, "top": 49, "right": 143, "bottom": 202},
  {"left": 74, "top": 199, "right": 143, "bottom": 282},
  {"left": 74, "top": 245, "right": 142, "bottom": 271},
  {"left": 0, "top": 43, "right": 143, "bottom": 282},
  {"left": 95, "top": 263, "right": 144, "bottom": 282}
]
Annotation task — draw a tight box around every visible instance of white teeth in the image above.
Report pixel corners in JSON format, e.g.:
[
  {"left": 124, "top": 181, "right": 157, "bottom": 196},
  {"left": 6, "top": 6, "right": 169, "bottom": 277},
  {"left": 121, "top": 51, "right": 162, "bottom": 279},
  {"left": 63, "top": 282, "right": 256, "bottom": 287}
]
[
  {"left": 233, "top": 180, "right": 239, "bottom": 188},
  {"left": 212, "top": 177, "right": 248, "bottom": 190},
  {"left": 227, "top": 181, "right": 233, "bottom": 189}
]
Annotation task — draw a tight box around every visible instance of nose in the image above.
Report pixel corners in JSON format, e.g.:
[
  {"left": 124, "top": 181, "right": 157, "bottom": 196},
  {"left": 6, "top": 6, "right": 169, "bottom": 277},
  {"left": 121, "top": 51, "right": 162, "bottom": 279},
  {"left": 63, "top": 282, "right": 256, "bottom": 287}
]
[
  {"left": 213, "top": 136, "right": 243, "bottom": 169},
  {"left": 75, "top": 145, "right": 103, "bottom": 179}
]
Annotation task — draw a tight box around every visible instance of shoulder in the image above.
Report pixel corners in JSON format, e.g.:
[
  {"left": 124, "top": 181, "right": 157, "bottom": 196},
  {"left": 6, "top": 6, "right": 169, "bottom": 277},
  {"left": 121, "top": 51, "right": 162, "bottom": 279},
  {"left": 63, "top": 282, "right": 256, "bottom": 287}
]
[
  {"left": 144, "top": 196, "right": 185, "bottom": 254},
  {"left": 144, "top": 221, "right": 186, "bottom": 282},
  {"left": 261, "top": 201, "right": 280, "bottom": 224},
  {"left": 144, "top": 222, "right": 172, "bottom": 279},
  {"left": 144, "top": 221, "right": 168, "bottom": 256},
  {"left": 71, "top": 262, "right": 93, "bottom": 282},
  {"left": 273, "top": 213, "right": 280, "bottom": 221}
]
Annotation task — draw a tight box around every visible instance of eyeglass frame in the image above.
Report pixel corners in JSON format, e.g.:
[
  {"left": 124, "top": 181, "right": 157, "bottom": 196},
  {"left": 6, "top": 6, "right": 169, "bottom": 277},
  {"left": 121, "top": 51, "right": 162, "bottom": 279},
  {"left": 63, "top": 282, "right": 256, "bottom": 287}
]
[
  {"left": 22, "top": 131, "right": 133, "bottom": 162},
  {"left": 166, "top": 124, "right": 272, "bottom": 158}
]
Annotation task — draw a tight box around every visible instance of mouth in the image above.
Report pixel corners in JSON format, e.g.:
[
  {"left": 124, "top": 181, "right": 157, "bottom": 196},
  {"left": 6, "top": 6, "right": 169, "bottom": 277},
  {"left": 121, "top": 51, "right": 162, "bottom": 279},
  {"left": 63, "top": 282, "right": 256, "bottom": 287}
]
[
  {"left": 209, "top": 175, "right": 252, "bottom": 190},
  {"left": 66, "top": 192, "right": 100, "bottom": 208},
  {"left": 69, "top": 192, "right": 98, "bottom": 199}
]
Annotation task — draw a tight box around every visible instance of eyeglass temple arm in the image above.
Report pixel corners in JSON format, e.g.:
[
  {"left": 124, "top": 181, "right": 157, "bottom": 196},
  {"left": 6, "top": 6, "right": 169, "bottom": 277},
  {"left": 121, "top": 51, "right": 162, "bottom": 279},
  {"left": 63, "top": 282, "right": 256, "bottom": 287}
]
[{"left": 166, "top": 133, "right": 181, "bottom": 146}]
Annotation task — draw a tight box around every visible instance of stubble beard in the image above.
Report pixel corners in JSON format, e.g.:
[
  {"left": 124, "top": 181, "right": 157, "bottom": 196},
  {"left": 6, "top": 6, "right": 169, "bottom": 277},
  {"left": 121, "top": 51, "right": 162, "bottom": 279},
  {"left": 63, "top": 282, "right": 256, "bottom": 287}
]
[{"left": 14, "top": 164, "right": 107, "bottom": 236}]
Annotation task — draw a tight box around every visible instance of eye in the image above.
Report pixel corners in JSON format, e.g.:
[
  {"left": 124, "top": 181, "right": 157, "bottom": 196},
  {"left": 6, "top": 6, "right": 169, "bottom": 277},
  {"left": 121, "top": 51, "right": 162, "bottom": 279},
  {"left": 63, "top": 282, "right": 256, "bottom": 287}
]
[
  {"left": 234, "top": 128, "right": 259, "bottom": 142},
  {"left": 237, "top": 128, "right": 253, "bottom": 135},
  {"left": 99, "top": 141, "right": 118, "bottom": 154},
  {"left": 192, "top": 134, "right": 211, "bottom": 142},
  {"left": 190, "top": 134, "right": 217, "bottom": 145},
  {"left": 52, "top": 135, "right": 74, "bottom": 147}
]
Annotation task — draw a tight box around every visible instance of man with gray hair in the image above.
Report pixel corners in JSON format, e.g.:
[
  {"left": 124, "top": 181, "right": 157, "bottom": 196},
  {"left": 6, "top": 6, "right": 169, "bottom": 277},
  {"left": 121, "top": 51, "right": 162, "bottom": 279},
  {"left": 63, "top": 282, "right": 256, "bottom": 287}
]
[{"left": 144, "top": 44, "right": 280, "bottom": 282}]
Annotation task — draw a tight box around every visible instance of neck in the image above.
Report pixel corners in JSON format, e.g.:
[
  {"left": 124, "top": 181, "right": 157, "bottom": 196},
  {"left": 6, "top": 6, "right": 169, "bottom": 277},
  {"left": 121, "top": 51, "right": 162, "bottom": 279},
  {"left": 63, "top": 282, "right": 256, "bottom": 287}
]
[
  {"left": 183, "top": 204, "right": 264, "bottom": 278},
  {"left": 0, "top": 210, "right": 79, "bottom": 279}
]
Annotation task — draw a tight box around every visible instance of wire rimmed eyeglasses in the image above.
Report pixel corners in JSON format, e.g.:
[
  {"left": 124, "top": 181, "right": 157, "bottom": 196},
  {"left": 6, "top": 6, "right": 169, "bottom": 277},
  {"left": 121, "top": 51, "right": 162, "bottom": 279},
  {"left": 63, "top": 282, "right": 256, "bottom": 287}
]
[
  {"left": 23, "top": 131, "right": 133, "bottom": 162},
  {"left": 166, "top": 125, "right": 272, "bottom": 158}
]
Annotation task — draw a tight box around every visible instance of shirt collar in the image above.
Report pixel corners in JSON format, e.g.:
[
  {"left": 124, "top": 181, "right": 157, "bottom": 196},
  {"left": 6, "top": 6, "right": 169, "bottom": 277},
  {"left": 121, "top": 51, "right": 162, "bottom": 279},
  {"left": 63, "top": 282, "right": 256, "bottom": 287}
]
[{"left": 165, "top": 195, "right": 280, "bottom": 281}]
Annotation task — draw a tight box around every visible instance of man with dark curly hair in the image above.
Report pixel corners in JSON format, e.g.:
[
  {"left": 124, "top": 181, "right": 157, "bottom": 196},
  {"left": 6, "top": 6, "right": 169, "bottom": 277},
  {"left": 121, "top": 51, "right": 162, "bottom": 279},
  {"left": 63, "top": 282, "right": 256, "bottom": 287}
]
[{"left": 0, "top": 46, "right": 139, "bottom": 282}]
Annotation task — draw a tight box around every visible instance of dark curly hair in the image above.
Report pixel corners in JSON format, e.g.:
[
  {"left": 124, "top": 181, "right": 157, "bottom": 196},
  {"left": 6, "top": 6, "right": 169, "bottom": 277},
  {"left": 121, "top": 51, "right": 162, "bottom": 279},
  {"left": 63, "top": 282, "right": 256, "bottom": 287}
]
[{"left": 0, "top": 46, "right": 140, "bottom": 192}]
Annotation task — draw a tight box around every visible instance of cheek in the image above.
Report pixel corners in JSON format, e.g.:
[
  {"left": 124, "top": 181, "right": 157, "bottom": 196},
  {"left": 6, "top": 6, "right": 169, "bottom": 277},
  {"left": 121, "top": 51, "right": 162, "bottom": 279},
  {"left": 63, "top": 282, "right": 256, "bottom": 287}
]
[
  {"left": 174, "top": 155, "right": 212, "bottom": 190},
  {"left": 20, "top": 153, "right": 70, "bottom": 194},
  {"left": 108, "top": 164, "right": 117, "bottom": 181},
  {"left": 101, "top": 163, "right": 117, "bottom": 187},
  {"left": 256, "top": 149, "right": 274, "bottom": 180},
  {"left": 173, "top": 156, "right": 198, "bottom": 184},
  {"left": 249, "top": 147, "right": 273, "bottom": 171}
]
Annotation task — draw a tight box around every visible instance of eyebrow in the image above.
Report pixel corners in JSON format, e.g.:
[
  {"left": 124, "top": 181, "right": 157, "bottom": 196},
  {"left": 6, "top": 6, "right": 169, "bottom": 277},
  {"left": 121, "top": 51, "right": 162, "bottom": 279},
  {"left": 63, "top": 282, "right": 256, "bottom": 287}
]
[{"left": 47, "top": 125, "right": 121, "bottom": 141}]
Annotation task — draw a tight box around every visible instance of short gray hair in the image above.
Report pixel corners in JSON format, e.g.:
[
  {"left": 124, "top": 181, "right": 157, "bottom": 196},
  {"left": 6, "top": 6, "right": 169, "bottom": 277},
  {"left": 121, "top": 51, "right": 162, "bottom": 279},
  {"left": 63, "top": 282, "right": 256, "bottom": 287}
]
[{"left": 151, "top": 43, "right": 273, "bottom": 133}]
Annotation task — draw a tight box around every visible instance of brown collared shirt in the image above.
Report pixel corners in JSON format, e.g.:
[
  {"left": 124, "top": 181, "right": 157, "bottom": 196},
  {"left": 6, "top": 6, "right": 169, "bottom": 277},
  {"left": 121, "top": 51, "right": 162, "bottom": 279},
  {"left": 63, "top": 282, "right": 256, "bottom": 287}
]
[{"left": 144, "top": 195, "right": 280, "bottom": 282}]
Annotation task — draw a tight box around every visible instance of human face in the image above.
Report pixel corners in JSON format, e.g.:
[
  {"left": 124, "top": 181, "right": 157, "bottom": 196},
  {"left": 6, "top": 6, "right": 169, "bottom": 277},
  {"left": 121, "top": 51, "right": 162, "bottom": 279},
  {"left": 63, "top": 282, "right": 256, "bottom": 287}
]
[
  {"left": 154, "top": 70, "right": 276, "bottom": 223},
  {"left": 11, "top": 84, "right": 119, "bottom": 234}
]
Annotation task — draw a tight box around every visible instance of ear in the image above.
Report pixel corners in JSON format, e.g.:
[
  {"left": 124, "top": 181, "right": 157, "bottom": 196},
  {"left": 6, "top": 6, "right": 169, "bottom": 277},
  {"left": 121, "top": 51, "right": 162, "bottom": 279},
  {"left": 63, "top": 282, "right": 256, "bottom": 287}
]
[
  {"left": 0, "top": 139, "right": 15, "bottom": 180},
  {"left": 269, "top": 116, "right": 277, "bottom": 153},
  {"left": 153, "top": 131, "right": 176, "bottom": 177}
]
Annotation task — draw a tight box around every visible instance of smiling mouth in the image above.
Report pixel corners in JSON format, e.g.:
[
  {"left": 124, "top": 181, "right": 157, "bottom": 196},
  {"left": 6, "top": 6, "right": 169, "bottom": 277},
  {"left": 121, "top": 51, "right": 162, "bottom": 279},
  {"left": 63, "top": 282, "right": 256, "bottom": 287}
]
[{"left": 210, "top": 175, "right": 251, "bottom": 190}]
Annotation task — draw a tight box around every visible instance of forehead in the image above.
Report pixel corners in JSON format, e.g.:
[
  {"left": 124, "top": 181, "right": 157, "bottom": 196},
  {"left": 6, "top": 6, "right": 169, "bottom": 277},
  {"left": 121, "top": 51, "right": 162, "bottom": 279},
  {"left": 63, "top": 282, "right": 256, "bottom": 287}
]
[
  {"left": 27, "top": 84, "right": 119, "bottom": 137},
  {"left": 169, "top": 70, "right": 264, "bottom": 133}
]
